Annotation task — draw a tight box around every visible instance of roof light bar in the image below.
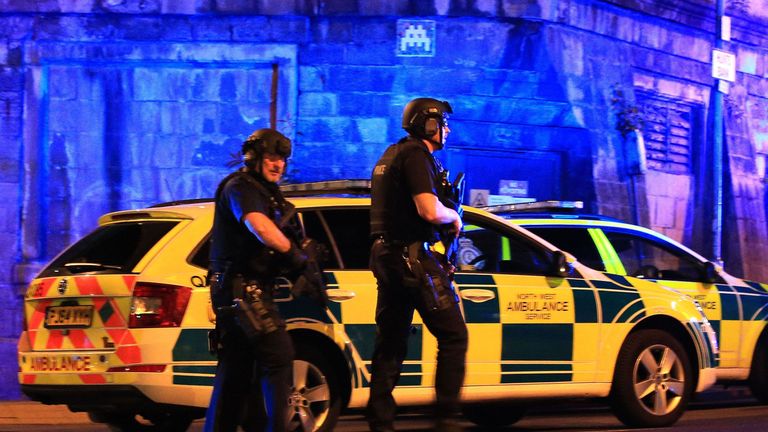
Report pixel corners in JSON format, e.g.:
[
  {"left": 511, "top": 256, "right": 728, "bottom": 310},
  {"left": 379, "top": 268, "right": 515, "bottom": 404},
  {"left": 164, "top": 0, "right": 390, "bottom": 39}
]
[{"left": 482, "top": 200, "right": 584, "bottom": 213}]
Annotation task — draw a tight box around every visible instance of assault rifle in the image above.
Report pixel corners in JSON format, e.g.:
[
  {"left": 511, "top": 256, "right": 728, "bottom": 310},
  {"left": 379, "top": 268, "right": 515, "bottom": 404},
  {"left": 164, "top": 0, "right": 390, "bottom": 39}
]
[{"left": 436, "top": 170, "right": 466, "bottom": 272}]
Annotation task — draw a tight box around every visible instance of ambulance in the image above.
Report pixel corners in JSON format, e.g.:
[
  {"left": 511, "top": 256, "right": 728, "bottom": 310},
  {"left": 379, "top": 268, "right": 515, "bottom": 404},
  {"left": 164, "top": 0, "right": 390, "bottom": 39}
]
[
  {"left": 18, "top": 181, "right": 718, "bottom": 431},
  {"left": 492, "top": 200, "right": 768, "bottom": 404}
]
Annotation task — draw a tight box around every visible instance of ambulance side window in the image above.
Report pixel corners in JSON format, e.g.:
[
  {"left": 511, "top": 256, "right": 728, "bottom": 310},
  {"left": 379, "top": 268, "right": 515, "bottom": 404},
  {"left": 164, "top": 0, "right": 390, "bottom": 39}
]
[
  {"left": 526, "top": 227, "right": 606, "bottom": 271},
  {"left": 458, "top": 215, "right": 551, "bottom": 276},
  {"left": 603, "top": 230, "right": 705, "bottom": 282},
  {"left": 189, "top": 235, "right": 210, "bottom": 269},
  {"left": 302, "top": 208, "right": 372, "bottom": 270}
]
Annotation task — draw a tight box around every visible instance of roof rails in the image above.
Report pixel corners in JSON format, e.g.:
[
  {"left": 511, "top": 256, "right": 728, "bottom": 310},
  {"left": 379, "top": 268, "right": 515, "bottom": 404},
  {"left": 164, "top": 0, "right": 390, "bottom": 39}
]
[
  {"left": 280, "top": 180, "right": 371, "bottom": 197},
  {"left": 481, "top": 200, "right": 584, "bottom": 214},
  {"left": 481, "top": 200, "right": 624, "bottom": 222}
]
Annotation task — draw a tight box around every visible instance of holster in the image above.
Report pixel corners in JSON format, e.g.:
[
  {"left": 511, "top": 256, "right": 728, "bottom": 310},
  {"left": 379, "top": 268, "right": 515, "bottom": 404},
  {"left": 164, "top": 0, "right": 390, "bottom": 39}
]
[
  {"left": 215, "top": 277, "right": 279, "bottom": 339},
  {"left": 404, "top": 242, "right": 458, "bottom": 312}
]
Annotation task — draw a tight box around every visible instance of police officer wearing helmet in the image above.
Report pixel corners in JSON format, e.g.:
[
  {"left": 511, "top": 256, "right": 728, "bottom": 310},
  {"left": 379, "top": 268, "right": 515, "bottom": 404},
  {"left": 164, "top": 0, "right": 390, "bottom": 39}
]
[
  {"left": 205, "top": 128, "right": 306, "bottom": 431},
  {"left": 368, "top": 98, "right": 469, "bottom": 432}
]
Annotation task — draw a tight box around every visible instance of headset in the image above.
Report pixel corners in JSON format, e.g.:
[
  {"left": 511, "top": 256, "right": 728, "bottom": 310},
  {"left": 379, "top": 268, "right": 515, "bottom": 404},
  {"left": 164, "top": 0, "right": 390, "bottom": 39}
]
[{"left": 425, "top": 117, "right": 440, "bottom": 136}]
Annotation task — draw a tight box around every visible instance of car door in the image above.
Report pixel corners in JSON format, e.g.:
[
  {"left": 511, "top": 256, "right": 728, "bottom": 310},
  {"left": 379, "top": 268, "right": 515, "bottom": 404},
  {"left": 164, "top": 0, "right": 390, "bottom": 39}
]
[
  {"left": 457, "top": 213, "right": 598, "bottom": 385},
  {"left": 298, "top": 207, "right": 387, "bottom": 385}
]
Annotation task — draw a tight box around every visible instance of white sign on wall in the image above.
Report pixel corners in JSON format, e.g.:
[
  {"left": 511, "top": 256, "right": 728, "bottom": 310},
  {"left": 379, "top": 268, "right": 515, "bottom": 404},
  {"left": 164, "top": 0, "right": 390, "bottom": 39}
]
[
  {"left": 712, "top": 49, "right": 736, "bottom": 82},
  {"left": 499, "top": 179, "right": 529, "bottom": 197},
  {"left": 469, "top": 189, "right": 490, "bottom": 207}
]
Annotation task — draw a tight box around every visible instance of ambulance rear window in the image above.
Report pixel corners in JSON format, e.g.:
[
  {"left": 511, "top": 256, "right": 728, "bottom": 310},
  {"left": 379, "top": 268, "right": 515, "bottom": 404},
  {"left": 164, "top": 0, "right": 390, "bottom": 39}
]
[{"left": 39, "top": 221, "right": 178, "bottom": 277}]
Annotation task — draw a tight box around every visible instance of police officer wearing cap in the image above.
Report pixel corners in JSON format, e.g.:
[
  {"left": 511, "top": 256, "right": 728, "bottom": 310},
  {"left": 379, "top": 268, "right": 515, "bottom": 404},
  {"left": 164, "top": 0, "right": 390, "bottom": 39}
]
[
  {"left": 205, "top": 128, "right": 307, "bottom": 432},
  {"left": 367, "top": 98, "right": 469, "bottom": 432}
]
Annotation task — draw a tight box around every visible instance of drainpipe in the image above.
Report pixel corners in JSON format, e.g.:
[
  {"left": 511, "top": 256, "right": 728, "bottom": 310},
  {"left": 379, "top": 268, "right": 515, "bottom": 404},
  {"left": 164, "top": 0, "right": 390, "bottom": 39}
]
[
  {"left": 629, "top": 129, "right": 647, "bottom": 227},
  {"left": 712, "top": 0, "right": 725, "bottom": 266}
]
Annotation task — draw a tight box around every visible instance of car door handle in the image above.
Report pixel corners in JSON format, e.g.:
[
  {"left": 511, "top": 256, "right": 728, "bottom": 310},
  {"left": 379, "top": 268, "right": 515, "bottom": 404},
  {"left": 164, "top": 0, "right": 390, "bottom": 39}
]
[
  {"left": 460, "top": 289, "right": 496, "bottom": 303},
  {"left": 326, "top": 289, "right": 356, "bottom": 302}
]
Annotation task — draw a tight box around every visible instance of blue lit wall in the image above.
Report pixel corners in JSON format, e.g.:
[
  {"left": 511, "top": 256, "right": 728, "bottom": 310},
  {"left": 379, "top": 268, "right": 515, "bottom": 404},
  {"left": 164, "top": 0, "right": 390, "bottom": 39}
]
[{"left": 1, "top": 0, "right": 768, "bottom": 399}]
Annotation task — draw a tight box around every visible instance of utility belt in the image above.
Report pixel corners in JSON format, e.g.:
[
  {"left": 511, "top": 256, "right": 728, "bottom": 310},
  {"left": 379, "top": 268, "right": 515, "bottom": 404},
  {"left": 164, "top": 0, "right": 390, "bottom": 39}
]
[
  {"left": 374, "top": 235, "right": 430, "bottom": 250},
  {"left": 376, "top": 237, "right": 458, "bottom": 312},
  {"left": 209, "top": 271, "right": 280, "bottom": 350}
]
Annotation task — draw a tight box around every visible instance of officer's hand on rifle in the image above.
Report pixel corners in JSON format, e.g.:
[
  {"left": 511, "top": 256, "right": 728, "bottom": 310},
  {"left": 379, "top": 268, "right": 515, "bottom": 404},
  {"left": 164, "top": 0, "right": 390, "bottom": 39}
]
[
  {"left": 287, "top": 239, "right": 329, "bottom": 308},
  {"left": 284, "top": 242, "right": 309, "bottom": 276}
]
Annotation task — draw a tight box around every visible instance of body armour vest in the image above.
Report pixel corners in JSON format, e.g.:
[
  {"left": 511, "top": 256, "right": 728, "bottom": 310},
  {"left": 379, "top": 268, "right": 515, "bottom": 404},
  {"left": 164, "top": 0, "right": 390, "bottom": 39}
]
[
  {"left": 209, "top": 171, "right": 299, "bottom": 276},
  {"left": 370, "top": 137, "right": 439, "bottom": 243}
]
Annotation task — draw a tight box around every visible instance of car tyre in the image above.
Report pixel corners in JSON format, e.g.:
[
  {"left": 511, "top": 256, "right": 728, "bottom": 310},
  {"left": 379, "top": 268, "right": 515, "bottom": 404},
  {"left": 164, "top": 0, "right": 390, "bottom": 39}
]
[
  {"left": 610, "top": 329, "right": 693, "bottom": 427},
  {"left": 462, "top": 402, "right": 526, "bottom": 428},
  {"left": 288, "top": 348, "right": 342, "bottom": 432},
  {"left": 748, "top": 335, "right": 768, "bottom": 403}
]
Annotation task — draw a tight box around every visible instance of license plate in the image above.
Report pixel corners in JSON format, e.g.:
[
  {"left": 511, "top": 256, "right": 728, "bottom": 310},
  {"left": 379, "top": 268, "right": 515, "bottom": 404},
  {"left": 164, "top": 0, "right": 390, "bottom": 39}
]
[{"left": 44, "top": 305, "right": 94, "bottom": 328}]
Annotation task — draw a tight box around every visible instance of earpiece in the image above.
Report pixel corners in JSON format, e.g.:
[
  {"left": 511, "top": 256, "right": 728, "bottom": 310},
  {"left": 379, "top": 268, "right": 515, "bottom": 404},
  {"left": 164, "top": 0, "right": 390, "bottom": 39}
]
[
  {"left": 425, "top": 118, "right": 439, "bottom": 136},
  {"left": 242, "top": 149, "right": 257, "bottom": 168}
]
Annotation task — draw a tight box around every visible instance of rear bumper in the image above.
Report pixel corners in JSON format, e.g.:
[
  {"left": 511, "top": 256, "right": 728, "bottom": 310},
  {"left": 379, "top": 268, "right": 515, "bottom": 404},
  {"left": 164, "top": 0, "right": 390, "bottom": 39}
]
[{"left": 21, "top": 384, "right": 200, "bottom": 416}]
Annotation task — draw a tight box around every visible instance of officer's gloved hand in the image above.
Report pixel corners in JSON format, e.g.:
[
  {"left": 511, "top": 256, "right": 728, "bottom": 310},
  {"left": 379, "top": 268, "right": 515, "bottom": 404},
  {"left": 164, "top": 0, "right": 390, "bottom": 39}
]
[{"left": 284, "top": 242, "right": 309, "bottom": 276}]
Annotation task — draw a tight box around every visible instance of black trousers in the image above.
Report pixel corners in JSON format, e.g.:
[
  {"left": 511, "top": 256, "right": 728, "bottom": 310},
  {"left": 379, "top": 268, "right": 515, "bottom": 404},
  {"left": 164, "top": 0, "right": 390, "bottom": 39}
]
[
  {"left": 204, "top": 307, "right": 295, "bottom": 432},
  {"left": 366, "top": 240, "right": 469, "bottom": 431}
]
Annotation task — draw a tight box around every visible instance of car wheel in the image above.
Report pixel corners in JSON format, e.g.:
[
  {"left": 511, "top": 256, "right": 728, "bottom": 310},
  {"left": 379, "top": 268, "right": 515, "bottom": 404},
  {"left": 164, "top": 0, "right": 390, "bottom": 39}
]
[
  {"left": 462, "top": 402, "right": 526, "bottom": 428},
  {"left": 89, "top": 411, "right": 195, "bottom": 432},
  {"left": 748, "top": 335, "right": 768, "bottom": 403},
  {"left": 288, "top": 350, "right": 342, "bottom": 432},
  {"left": 610, "top": 329, "right": 693, "bottom": 427}
]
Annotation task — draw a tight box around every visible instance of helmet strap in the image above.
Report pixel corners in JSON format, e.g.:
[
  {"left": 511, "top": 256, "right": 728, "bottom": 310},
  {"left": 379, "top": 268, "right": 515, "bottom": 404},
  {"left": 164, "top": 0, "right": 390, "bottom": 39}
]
[{"left": 426, "top": 126, "right": 445, "bottom": 151}]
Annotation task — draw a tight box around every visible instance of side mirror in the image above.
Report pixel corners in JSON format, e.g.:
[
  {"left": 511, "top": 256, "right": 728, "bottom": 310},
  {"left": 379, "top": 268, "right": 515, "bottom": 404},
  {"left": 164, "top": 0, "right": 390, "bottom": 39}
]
[
  {"left": 550, "top": 251, "right": 570, "bottom": 278},
  {"left": 637, "top": 264, "right": 660, "bottom": 280},
  {"left": 703, "top": 261, "right": 718, "bottom": 284}
]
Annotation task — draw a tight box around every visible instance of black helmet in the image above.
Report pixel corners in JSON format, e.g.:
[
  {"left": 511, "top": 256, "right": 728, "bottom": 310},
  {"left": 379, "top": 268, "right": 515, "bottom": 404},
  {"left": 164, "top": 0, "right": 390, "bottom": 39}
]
[
  {"left": 402, "top": 97, "right": 453, "bottom": 139},
  {"left": 241, "top": 128, "right": 291, "bottom": 167}
]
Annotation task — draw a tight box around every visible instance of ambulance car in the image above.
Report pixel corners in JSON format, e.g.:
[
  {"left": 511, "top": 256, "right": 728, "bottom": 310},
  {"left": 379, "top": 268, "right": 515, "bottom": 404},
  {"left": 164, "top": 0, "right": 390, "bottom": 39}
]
[
  {"left": 492, "top": 200, "right": 768, "bottom": 404},
  {"left": 18, "top": 182, "right": 718, "bottom": 431}
]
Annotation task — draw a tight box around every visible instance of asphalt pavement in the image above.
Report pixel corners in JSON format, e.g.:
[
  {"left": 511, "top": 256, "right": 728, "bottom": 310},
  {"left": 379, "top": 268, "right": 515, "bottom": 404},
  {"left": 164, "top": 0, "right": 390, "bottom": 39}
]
[
  {"left": 0, "top": 386, "right": 755, "bottom": 426},
  {"left": 0, "top": 401, "right": 91, "bottom": 425}
]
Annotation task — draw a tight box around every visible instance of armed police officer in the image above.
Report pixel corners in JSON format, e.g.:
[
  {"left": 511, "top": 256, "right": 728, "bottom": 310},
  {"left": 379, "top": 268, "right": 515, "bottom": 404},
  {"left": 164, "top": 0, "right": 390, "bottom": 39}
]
[
  {"left": 205, "top": 128, "right": 312, "bottom": 432},
  {"left": 368, "top": 98, "right": 469, "bottom": 432}
]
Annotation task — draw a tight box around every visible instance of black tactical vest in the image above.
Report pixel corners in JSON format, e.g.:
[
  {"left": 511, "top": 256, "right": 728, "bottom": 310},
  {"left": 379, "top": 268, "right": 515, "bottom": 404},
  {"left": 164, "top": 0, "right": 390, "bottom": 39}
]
[
  {"left": 210, "top": 171, "right": 298, "bottom": 276},
  {"left": 370, "top": 137, "right": 439, "bottom": 243}
]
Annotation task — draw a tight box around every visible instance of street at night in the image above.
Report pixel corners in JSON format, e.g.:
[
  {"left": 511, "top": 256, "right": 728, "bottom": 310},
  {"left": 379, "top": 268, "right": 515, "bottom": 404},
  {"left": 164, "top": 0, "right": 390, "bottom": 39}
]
[{"left": 0, "top": 389, "right": 765, "bottom": 431}]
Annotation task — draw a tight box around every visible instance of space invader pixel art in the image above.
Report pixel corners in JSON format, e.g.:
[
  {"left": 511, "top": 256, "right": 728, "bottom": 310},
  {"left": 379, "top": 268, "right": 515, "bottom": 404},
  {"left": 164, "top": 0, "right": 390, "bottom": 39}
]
[{"left": 396, "top": 19, "right": 436, "bottom": 57}]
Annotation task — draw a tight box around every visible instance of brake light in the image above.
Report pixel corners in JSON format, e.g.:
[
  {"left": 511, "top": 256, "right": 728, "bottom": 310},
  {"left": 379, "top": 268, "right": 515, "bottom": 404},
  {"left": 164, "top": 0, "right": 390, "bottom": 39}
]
[
  {"left": 129, "top": 283, "right": 192, "bottom": 328},
  {"left": 107, "top": 364, "right": 167, "bottom": 373}
]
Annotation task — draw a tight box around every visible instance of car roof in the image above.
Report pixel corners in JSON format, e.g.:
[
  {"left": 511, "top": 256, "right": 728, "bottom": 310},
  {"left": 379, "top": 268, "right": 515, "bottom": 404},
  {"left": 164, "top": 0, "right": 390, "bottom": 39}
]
[
  {"left": 486, "top": 203, "right": 712, "bottom": 265},
  {"left": 97, "top": 185, "right": 566, "bottom": 256}
]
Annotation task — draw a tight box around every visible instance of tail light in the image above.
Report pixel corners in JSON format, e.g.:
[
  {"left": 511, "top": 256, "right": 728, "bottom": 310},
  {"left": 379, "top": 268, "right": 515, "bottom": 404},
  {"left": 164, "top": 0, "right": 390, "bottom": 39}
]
[{"left": 129, "top": 283, "right": 192, "bottom": 328}]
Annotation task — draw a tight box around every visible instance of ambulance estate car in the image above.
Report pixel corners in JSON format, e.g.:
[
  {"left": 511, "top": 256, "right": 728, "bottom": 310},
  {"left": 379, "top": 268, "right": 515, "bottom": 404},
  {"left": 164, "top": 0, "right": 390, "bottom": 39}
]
[
  {"left": 18, "top": 182, "right": 718, "bottom": 431},
  {"left": 491, "top": 200, "right": 768, "bottom": 403}
]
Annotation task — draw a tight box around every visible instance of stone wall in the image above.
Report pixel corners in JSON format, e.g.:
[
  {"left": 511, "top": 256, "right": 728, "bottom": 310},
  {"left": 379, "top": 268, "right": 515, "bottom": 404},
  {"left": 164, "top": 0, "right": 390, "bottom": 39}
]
[{"left": 1, "top": 0, "right": 768, "bottom": 399}]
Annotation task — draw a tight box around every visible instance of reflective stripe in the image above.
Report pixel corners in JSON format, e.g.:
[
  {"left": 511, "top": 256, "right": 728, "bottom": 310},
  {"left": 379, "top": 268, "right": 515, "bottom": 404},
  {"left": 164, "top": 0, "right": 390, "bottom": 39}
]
[{"left": 588, "top": 228, "right": 626, "bottom": 274}]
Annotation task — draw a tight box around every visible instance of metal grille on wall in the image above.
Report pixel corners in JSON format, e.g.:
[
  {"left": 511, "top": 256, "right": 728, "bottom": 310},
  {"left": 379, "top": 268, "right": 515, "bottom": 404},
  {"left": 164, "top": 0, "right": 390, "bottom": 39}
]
[{"left": 636, "top": 92, "right": 699, "bottom": 174}]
